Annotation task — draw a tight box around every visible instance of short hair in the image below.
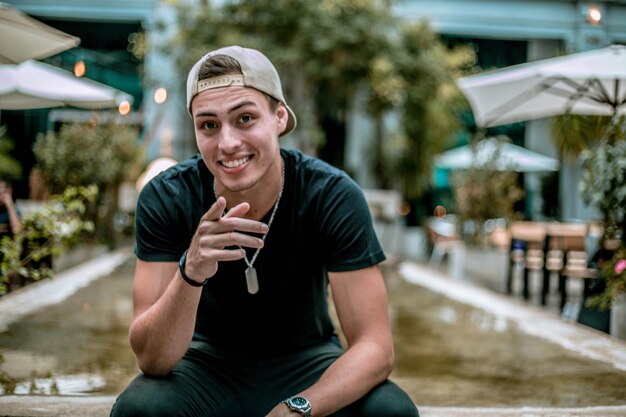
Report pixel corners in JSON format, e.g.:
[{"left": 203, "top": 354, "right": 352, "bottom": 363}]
[{"left": 198, "top": 54, "right": 279, "bottom": 112}]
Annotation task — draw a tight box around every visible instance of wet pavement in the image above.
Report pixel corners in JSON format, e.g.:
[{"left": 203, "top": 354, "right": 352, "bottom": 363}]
[
  {"left": 390, "top": 262, "right": 626, "bottom": 408},
  {"left": 1, "top": 248, "right": 626, "bottom": 416},
  {"left": 0, "top": 251, "right": 136, "bottom": 396}
]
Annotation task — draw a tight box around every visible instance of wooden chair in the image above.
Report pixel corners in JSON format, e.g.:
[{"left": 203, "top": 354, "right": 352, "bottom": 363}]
[
  {"left": 506, "top": 221, "right": 547, "bottom": 299},
  {"left": 543, "top": 223, "right": 591, "bottom": 311}
]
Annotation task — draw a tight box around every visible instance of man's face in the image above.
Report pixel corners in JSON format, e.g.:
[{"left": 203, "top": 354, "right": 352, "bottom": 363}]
[{"left": 191, "top": 86, "right": 288, "bottom": 193}]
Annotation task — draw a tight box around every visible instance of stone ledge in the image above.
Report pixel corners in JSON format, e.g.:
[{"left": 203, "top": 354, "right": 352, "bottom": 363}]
[
  {"left": 1, "top": 396, "right": 626, "bottom": 417},
  {"left": 0, "top": 247, "right": 133, "bottom": 332}
]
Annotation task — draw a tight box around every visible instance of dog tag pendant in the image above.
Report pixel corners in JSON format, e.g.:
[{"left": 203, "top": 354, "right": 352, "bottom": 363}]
[{"left": 245, "top": 267, "right": 259, "bottom": 294}]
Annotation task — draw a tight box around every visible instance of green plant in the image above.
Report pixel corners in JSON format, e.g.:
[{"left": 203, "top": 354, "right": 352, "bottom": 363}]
[
  {"left": 0, "top": 126, "right": 22, "bottom": 181},
  {"left": 33, "top": 121, "right": 141, "bottom": 244},
  {"left": 166, "top": 0, "right": 475, "bottom": 200},
  {"left": 33, "top": 122, "right": 141, "bottom": 194},
  {"left": 579, "top": 123, "right": 626, "bottom": 309},
  {"left": 0, "top": 185, "right": 98, "bottom": 294},
  {"left": 589, "top": 243, "right": 626, "bottom": 311},
  {"left": 451, "top": 137, "right": 524, "bottom": 244},
  {"left": 580, "top": 137, "right": 626, "bottom": 237},
  {"left": 368, "top": 22, "right": 476, "bottom": 199},
  {"left": 552, "top": 114, "right": 614, "bottom": 159}
]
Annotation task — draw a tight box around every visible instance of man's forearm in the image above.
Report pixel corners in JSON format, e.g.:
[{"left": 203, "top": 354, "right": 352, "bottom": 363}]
[
  {"left": 294, "top": 340, "right": 393, "bottom": 417},
  {"left": 129, "top": 270, "right": 203, "bottom": 375}
]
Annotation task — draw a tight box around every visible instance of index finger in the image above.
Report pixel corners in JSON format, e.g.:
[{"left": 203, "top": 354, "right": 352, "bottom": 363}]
[{"left": 202, "top": 196, "right": 227, "bottom": 221}]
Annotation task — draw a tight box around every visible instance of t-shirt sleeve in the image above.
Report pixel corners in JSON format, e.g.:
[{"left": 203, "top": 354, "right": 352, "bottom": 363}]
[
  {"left": 134, "top": 179, "right": 185, "bottom": 262},
  {"left": 318, "top": 174, "right": 386, "bottom": 272}
]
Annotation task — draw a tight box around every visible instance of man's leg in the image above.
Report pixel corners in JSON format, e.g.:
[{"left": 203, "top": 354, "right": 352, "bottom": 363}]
[
  {"left": 110, "top": 341, "right": 252, "bottom": 417},
  {"left": 252, "top": 340, "right": 418, "bottom": 417},
  {"left": 330, "top": 380, "right": 419, "bottom": 417}
]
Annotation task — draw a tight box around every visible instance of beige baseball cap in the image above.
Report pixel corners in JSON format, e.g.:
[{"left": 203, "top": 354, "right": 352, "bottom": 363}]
[{"left": 186, "top": 45, "right": 297, "bottom": 136}]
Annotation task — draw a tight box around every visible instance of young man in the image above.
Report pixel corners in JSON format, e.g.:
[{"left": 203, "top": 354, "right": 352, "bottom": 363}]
[{"left": 111, "top": 46, "right": 418, "bottom": 417}]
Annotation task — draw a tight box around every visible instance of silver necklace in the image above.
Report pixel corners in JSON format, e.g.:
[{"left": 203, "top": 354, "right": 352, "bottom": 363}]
[{"left": 213, "top": 160, "right": 284, "bottom": 294}]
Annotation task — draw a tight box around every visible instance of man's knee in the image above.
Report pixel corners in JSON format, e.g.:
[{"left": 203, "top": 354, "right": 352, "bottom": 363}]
[
  {"left": 361, "top": 393, "right": 419, "bottom": 417},
  {"left": 110, "top": 376, "right": 182, "bottom": 417},
  {"left": 334, "top": 380, "right": 419, "bottom": 417}
]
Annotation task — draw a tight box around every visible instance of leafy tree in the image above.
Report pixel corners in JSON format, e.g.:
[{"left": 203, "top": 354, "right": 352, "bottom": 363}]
[
  {"left": 162, "top": 0, "right": 475, "bottom": 201},
  {"left": 552, "top": 109, "right": 626, "bottom": 310},
  {"left": 579, "top": 118, "right": 626, "bottom": 238},
  {"left": 551, "top": 114, "right": 615, "bottom": 159},
  {"left": 33, "top": 121, "right": 142, "bottom": 244},
  {"left": 0, "top": 185, "right": 97, "bottom": 294},
  {"left": 172, "top": 0, "right": 395, "bottom": 164},
  {"left": 368, "top": 22, "right": 475, "bottom": 199},
  {"left": 0, "top": 126, "right": 22, "bottom": 181},
  {"left": 450, "top": 136, "right": 525, "bottom": 244},
  {"left": 552, "top": 113, "right": 625, "bottom": 237}
]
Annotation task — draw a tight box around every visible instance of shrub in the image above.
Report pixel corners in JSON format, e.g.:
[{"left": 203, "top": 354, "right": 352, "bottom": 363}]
[{"left": 0, "top": 185, "right": 98, "bottom": 294}]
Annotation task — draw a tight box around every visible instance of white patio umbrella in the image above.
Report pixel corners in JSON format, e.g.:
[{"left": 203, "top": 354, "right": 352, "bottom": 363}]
[
  {"left": 0, "top": 2, "right": 80, "bottom": 64},
  {"left": 435, "top": 137, "right": 560, "bottom": 172},
  {"left": 457, "top": 44, "right": 626, "bottom": 127},
  {"left": 0, "top": 60, "right": 132, "bottom": 110}
]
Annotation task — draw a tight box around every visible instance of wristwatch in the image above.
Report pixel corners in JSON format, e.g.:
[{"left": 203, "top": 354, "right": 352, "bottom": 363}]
[{"left": 282, "top": 396, "right": 312, "bottom": 417}]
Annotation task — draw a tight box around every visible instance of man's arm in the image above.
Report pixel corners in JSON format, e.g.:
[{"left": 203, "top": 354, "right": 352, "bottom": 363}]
[
  {"left": 128, "top": 259, "right": 203, "bottom": 375},
  {"left": 129, "top": 198, "right": 267, "bottom": 376},
  {"left": 267, "top": 264, "right": 394, "bottom": 417}
]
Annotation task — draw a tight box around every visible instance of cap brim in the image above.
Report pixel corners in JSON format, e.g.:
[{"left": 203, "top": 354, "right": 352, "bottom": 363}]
[{"left": 282, "top": 104, "right": 297, "bottom": 137}]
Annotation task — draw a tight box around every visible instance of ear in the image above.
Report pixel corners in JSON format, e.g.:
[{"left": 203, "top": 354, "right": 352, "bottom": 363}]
[{"left": 275, "top": 103, "right": 289, "bottom": 135}]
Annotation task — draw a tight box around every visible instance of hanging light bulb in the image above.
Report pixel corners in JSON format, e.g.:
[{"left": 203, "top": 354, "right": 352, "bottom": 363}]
[
  {"left": 118, "top": 100, "right": 131, "bottom": 116},
  {"left": 154, "top": 87, "right": 167, "bottom": 104},
  {"left": 587, "top": 6, "right": 602, "bottom": 25},
  {"left": 74, "top": 60, "right": 86, "bottom": 77}
]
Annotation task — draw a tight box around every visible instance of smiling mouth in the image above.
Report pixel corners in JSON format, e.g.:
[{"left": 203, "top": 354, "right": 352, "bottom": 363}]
[{"left": 220, "top": 155, "right": 252, "bottom": 169}]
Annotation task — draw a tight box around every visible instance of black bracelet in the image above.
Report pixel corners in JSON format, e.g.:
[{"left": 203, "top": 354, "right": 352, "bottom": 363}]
[{"left": 178, "top": 249, "right": 208, "bottom": 287}]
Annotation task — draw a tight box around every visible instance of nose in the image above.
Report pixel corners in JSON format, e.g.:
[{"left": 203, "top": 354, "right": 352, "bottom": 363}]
[{"left": 217, "top": 124, "right": 243, "bottom": 154}]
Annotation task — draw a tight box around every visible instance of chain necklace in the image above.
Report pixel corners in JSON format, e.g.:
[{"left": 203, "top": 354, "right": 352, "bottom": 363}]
[{"left": 213, "top": 159, "right": 285, "bottom": 294}]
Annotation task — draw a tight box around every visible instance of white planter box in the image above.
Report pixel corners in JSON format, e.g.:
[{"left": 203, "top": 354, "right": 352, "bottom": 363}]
[{"left": 611, "top": 294, "right": 626, "bottom": 341}]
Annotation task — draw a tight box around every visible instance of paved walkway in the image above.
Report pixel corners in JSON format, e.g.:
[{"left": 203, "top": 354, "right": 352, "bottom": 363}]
[
  {"left": 399, "top": 262, "right": 626, "bottom": 372},
  {"left": 1, "top": 251, "right": 626, "bottom": 416}
]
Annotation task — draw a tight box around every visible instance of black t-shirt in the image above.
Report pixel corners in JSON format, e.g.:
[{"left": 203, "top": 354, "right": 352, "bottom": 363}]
[{"left": 135, "top": 149, "right": 385, "bottom": 358}]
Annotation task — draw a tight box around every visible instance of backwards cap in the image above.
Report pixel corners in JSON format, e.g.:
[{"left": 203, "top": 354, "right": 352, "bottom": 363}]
[{"left": 186, "top": 45, "right": 297, "bottom": 136}]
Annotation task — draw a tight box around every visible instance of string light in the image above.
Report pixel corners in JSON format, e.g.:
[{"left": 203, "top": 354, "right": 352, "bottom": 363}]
[
  {"left": 118, "top": 100, "right": 131, "bottom": 116},
  {"left": 154, "top": 87, "right": 167, "bottom": 104},
  {"left": 587, "top": 6, "right": 602, "bottom": 24},
  {"left": 73, "top": 60, "right": 86, "bottom": 77}
]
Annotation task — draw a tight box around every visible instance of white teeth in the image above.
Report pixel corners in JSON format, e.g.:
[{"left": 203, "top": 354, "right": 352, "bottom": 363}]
[{"left": 222, "top": 156, "right": 250, "bottom": 168}]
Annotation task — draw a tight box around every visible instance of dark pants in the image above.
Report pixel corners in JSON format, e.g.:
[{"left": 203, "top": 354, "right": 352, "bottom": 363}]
[{"left": 110, "top": 339, "right": 418, "bottom": 417}]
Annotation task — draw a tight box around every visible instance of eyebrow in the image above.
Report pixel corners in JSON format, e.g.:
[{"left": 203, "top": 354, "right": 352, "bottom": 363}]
[{"left": 194, "top": 100, "right": 258, "bottom": 118}]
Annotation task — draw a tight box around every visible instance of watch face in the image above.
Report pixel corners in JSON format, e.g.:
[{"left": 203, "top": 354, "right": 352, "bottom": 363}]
[
  {"left": 285, "top": 396, "right": 311, "bottom": 415},
  {"left": 291, "top": 397, "right": 307, "bottom": 407}
]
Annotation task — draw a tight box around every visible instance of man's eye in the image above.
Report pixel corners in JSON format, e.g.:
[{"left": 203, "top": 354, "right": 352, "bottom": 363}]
[
  {"left": 202, "top": 121, "right": 218, "bottom": 129},
  {"left": 240, "top": 114, "right": 253, "bottom": 124}
]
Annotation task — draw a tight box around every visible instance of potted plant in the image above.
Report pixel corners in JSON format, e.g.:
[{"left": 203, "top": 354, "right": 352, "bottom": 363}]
[
  {"left": 580, "top": 125, "right": 626, "bottom": 338},
  {"left": 451, "top": 136, "right": 525, "bottom": 246}
]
